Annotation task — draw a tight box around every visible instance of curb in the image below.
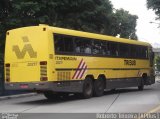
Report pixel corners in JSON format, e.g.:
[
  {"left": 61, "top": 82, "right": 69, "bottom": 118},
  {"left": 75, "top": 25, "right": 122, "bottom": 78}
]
[{"left": 0, "top": 93, "right": 38, "bottom": 101}]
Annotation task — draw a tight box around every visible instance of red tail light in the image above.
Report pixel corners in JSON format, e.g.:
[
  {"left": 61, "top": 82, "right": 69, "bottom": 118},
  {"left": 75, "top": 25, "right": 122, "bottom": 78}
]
[{"left": 20, "top": 84, "right": 29, "bottom": 89}]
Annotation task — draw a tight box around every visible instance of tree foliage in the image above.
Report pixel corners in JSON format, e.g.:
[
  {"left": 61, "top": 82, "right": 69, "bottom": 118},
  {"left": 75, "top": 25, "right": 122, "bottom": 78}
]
[
  {"left": 147, "top": 0, "right": 160, "bottom": 20},
  {"left": 105, "top": 9, "right": 138, "bottom": 39},
  {"left": 156, "top": 56, "right": 160, "bottom": 71},
  {"left": 0, "top": 0, "right": 138, "bottom": 55},
  {"left": 4, "top": 0, "right": 114, "bottom": 33}
]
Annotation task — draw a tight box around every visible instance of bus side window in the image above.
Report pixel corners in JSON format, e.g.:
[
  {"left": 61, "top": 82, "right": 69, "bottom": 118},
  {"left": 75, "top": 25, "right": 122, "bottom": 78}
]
[
  {"left": 63, "top": 36, "right": 74, "bottom": 53},
  {"left": 119, "top": 43, "right": 129, "bottom": 58},
  {"left": 135, "top": 46, "right": 148, "bottom": 59},
  {"left": 74, "top": 37, "right": 92, "bottom": 54},
  {"left": 136, "top": 46, "right": 142, "bottom": 58},
  {"left": 54, "top": 34, "right": 65, "bottom": 53},
  {"left": 101, "top": 41, "right": 107, "bottom": 55},
  {"left": 74, "top": 38, "right": 82, "bottom": 53},
  {"left": 54, "top": 34, "right": 74, "bottom": 54},
  {"left": 92, "top": 40, "right": 102, "bottom": 55},
  {"left": 108, "top": 42, "right": 119, "bottom": 57},
  {"left": 85, "top": 44, "right": 92, "bottom": 54},
  {"left": 84, "top": 39, "right": 92, "bottom": 54},
  {"left": 130, "top": 45, "right": 136, "bottom": 58},
  {"left": 106, "top": 42, "right": 110, "bottom": 56},
  {"left": 141, "top": 47, "right": 148, "bottom": 59},
  {"left": 75, "top": 46, "right": 80, "bottom": 53},
  {"left": 145, "top": 48, "right": 148, "bottom": 58}
]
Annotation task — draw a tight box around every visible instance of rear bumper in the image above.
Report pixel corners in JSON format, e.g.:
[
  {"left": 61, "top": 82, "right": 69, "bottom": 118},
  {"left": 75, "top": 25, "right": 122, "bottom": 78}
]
[{"left": 5, "top": 81, "right": 83, "bottom": 93}]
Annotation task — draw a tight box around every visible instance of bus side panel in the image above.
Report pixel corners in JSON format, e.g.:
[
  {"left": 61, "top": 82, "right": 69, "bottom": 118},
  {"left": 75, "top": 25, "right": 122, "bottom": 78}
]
[{"left": 54, "top": 55, "right": 150, "bottom": 80}]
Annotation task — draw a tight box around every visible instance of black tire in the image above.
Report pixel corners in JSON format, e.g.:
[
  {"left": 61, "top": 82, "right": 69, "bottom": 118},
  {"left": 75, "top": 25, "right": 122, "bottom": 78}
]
[
  {"left": 93, "top": 77, "right": 104, "bottom": 97},
  {"left": 138, "top": 78, "right": 144, "bottom": 91},
  {"left": 82, "top": 77, "right": 93, "bottom": 99},
  {"left": 43, "top": 91, "right": 60, "bottom": 100},
  {"left": 59, "top": 92, "right": 69, "bottom": 98}
]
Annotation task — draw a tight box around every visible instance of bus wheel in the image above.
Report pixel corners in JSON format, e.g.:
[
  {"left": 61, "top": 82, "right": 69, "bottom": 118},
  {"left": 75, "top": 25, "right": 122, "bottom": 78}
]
[
  {"left": 82, "top": 77, "right": 93, "bottom": 99},
  {"left": 138, "top": 78, "right": 144, "bottom": 91},
  {"left": 93, "top": 77, "right": 104, "bottom": 97},
  {"left": 43, "top": 91, "right": 60, "bottom": 100}
]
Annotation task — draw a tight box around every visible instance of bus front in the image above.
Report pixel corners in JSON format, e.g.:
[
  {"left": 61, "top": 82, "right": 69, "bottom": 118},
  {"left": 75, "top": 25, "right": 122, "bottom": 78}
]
[{"left": 4, "top": 25, "right": 55, "bottom": 91}]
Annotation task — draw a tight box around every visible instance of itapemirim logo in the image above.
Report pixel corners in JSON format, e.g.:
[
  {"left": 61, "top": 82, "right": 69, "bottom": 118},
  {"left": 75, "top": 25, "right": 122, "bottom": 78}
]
[{"left": 12, "top": 36, "right": 37, "bottom": 59}]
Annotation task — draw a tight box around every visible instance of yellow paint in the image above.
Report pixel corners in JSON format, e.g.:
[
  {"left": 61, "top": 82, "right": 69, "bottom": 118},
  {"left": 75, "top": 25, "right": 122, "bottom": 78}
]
[{"left": 5, "top": 25, "right": 152, "bottom": 83}]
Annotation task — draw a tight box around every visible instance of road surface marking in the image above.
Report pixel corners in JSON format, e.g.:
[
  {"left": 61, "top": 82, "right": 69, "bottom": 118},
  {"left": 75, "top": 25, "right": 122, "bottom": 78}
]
[{"left": 148, "top": 104, "right": 160, "bottom": 113}]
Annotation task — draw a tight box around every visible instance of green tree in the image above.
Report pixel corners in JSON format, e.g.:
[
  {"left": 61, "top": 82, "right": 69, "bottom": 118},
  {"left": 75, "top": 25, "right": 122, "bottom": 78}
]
[
  {"left": 0, "top": 0, "right": 11, "bottom": 56},
  {"left": 0, "top": 0, "right": 139, "bottom": 55},
  {"left": 7, "top": 0, "right": 113, "bottom": 33},
  {"left": 147, "top": 0, "right": 160, "bottom": 20},
  {"left": 0, "top": 0, "right": 113, "bottom": 54},
  {"left": 105, "top": 9, "right": 138, "bottom": 40},
  {"left": 156, "top": 56, "right": 160, "bottom": 71},
  {"left": 2, "top": 0, "right": 138, "bottom": 36}
]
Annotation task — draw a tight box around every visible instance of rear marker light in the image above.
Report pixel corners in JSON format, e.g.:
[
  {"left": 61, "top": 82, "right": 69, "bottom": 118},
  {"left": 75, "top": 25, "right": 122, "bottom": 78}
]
[
  {"left": 40, "top": 61, "right": 47, "bottom": 65},
  {"left": 5, "top": 64, "right": 10, "bottom": 82},
  {"left": 6, "top": 78, "right": 10, "bottom": 82},
  {"left": 40, "top": 77, "right": 48, "bottom": 81},
  {"left": 5, "top": 64, "right": 10, "bottom": 67},
  {"left": 40, "top": 61, "right": 47, "bottom": 81}
]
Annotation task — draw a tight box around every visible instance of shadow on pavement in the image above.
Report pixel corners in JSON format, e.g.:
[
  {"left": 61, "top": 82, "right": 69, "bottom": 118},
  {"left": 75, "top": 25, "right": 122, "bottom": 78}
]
[{"left": 16, "top": 87, "right": 153, "bottom": 105}]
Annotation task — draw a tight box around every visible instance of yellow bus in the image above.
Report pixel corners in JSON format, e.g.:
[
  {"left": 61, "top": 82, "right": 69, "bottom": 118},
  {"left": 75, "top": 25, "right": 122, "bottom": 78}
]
[{"left": 4, "top": 25, "right": 155, "bottom": 99}]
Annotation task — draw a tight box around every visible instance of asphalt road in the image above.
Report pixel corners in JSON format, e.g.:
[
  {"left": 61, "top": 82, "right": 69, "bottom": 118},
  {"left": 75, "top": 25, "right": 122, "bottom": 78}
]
[{"left": 0, "top": 77, "right": 160, "bottom": 117}]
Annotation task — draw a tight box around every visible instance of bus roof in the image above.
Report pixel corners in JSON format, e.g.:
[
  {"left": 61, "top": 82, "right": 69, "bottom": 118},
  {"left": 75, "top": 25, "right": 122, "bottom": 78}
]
[
  {"left": 7, "top": 25, "right": 151, "bottom": 47},
  {"left": 48, "top": 26, "right": 151, "bottom": 47}
]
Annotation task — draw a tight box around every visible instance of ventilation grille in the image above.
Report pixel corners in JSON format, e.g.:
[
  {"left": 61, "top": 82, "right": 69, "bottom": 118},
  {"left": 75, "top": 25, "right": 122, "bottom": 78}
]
[{"left": 57, "top": 72, "right": 71, "bottom": 81}]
